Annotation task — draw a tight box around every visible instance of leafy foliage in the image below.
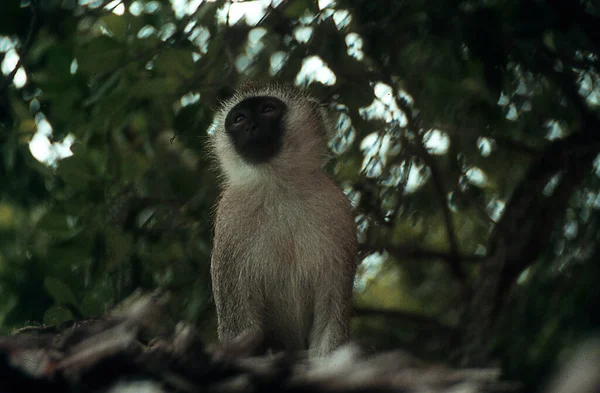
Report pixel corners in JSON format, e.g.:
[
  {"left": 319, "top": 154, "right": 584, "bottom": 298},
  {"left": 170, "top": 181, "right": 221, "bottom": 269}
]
[{"left": 1, "top": 0, "right": 599, "bottom": 391}]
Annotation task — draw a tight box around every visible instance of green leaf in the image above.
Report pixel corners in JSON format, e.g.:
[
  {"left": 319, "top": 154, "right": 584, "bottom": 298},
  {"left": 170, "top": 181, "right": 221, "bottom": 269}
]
[
  {"left": 43, "top": 305, "right": 74, "bottom": 326},
  {"left": 105, "top": 227, "right": 133, "bottom": 271},
  {"left": 83, "top": 70, "right": 123, "bottom": 107},
  {"left": 81, "top": 293, "right": 104, "bottom": 317},
  {"left": 45, "top": 46, "right": 77, "bottom": 81},
  {"left": 98, "top": 14, "right": 129, "bottom": 40},
  {"left": 70, "top": 142, "right": 86, "bottom": 156},
  {"left": 49, "top": 88, "right": 85, "bottom": 123},
  {"left": 9, "top": 96, "right": 30, "bottom": 121},
  {"left": 155, "top": 49, "right": 196, "bottom": 80},
  {"left": 283, "top": 0, "right": 316, "bottom": 18},
  {"left": 121, "top": 150, "right": 151, "bottom": 182},
  {"left": 56, "top": 155, "right": 94, "bottom": 191},
  {"left": 334, "top": 156, "right": 362, "bottom": 183},
  {"left": 75, "top": 36, "right": 126, "bottom": 74},
  {"left": 130, "top": 77, "right": 180, "bottom": 98},
  {"left": 0, "top": 203, "right": 16, "bottom": 229},
  {"left": 44, "top": 277, "right": 79, "bottom": 308},
  {"left": 45, "top": 233, "right": 93, "bottom": 272},
  {"left": 0, "top": 289, "right": 17, "bottom": 328},
  {"left": 1, "top": 135, "right": 16, "bottom": 172},
  {"left": 95, "top": 89, "right": 131, "bottom": 122},
  {"left": 36, "top": 210, "right": 82, "bottom": 240}
]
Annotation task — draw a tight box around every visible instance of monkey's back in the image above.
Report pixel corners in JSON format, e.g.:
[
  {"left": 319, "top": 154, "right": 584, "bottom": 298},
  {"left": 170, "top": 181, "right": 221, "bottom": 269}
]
[{"left": 210, "top": 172, "right": 357, "bottom": 353}]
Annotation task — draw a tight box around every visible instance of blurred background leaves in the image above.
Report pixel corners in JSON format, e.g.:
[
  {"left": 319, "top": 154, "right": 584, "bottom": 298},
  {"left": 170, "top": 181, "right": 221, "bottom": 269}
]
[{"left": 1, "top": 0, "right": 599, "bottom": 391}]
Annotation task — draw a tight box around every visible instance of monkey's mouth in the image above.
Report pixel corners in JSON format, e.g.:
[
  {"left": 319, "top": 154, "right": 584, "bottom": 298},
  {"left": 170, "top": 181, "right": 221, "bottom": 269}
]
[{"left": 233, "top": 132, "right": 282, "bottom": 164}]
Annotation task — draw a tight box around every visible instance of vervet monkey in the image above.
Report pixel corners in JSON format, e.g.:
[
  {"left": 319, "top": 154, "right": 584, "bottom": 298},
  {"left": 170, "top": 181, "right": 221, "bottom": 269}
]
[{"left": 208, "top": 81, "right": 357, "bottom": 357}]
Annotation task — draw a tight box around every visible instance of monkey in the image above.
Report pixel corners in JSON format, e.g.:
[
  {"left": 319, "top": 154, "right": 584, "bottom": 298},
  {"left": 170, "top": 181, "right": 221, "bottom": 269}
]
[{"left": 208, "top": 81, "right": 357, "bottom": 358}]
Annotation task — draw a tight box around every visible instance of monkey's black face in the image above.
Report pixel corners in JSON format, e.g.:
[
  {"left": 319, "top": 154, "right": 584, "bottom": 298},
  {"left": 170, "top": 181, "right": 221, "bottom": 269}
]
[{"left": 225, "top": 96, "right": 287, "bottom": 164}]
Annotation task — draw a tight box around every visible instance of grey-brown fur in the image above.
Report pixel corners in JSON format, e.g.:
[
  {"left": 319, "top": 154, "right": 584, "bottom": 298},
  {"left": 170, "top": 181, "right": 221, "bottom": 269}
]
[{"left": 208, "top": 81, "right": 357, "bottom": 357}]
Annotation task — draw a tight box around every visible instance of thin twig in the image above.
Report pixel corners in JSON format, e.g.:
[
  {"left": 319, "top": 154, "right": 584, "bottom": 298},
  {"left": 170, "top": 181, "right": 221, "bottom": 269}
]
[
  {"left": 397, "top": 99, "right": 468, "bottom": 289},
  {"left": 0, "top": 0, "right": 38, "bottom": 95}
]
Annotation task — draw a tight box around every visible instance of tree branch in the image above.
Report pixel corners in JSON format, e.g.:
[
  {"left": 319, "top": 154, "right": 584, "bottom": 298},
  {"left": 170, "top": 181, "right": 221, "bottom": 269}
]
[
  {"left": 461, "top": 58, "right": 600, "bottom": 366},
  {"left": 412, "top": 137, "right": 467, "bottom": 286},
  {"left": 394, "top": 95, "right": 468, "bottom": 291}
]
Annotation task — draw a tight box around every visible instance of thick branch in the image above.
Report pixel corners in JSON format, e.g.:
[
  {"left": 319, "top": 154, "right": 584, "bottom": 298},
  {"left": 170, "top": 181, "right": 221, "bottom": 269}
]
[
  {"left": 461, "top": 99, "right": 600, "bottom": 368},
  {"left": 494, "top": 137, "right": 599, "bottom": 311}
]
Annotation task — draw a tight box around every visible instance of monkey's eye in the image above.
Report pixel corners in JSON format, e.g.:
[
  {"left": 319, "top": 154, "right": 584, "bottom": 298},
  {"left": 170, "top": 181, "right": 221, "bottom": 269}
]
[
  {"left": 261, "top": 104, "right": 276, "bottom": 114},
  {"left": 234, "top": 114, "right": 246, "bottom": 124}
]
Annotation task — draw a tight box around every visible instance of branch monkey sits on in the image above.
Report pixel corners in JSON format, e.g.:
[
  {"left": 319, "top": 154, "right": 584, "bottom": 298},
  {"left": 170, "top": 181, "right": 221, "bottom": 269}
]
[{"left": 209, "top": 81, "right": 357, "bottom": 357}]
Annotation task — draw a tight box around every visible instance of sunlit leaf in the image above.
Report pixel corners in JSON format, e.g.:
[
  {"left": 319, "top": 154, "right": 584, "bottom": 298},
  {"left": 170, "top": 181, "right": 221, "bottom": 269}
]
[
  {"left": 0, "top": 203, "right": 16, "bottom": 229},
  {"left": 334, "top": 156, "right": 361, "bottom": 182}
]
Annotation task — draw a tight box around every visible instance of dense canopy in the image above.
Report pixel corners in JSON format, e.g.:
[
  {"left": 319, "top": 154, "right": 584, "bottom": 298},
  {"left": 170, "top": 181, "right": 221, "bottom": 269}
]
[{"left": 1, "top": 1, "right": 599, "bottom": 391}]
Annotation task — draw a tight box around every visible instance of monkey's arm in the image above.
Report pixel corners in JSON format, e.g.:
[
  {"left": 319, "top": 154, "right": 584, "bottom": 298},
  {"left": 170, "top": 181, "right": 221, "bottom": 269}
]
[
  {"left": 308, "top": 264, "right": 354, "bottom": 357},
  {"left": 306, "top": 187, "right": 358, "bottom": 357},
  {"left": 210, "top": 246, "right": 250, "bottom": 343}
]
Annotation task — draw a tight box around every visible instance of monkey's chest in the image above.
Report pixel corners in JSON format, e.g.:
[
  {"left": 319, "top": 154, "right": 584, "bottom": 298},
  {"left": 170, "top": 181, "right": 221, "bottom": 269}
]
[
  {"left": 237, "top": 207, "right": 320, "bottom": 339},
  {"left": 236, "top": 199, "right": 323, "bottom": 267},
  {"left": 245, "top": 217, "right": 318, "bottom": 287}
]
